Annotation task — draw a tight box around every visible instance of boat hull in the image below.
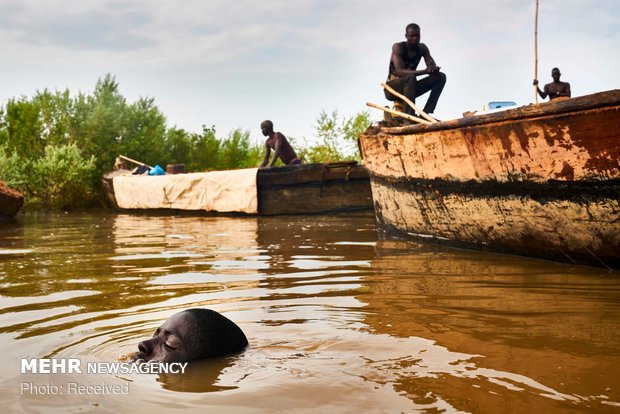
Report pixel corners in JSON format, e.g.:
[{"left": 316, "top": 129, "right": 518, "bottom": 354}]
[
  {"left": 257, "top": 163, "right": 372, "bottom": 215},
  {"left": 360, "top": 90, "right": 620, "bottom": 268},
  {"left": 0, "top": 181, "right": 24, "bottom": 218}
]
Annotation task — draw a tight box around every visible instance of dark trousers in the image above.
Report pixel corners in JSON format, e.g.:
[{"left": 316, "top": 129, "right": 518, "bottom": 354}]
[{"left": 385, "top": 72, "right": 447, "bottom": 114}]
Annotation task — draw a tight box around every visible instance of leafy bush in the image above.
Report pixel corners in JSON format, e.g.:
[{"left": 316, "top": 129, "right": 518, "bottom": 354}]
[
  {"left": 298, "top": 109, "right": 372, "bottom": 163},
  {"left": 187, "top": 125, "right": 221, "bottom": 171},
  {"left": 218, "top": 129, "right": 263, "bottom": 170},
  {"left": 26, "top": 143, "right": 97, "bottom": 209},
  {"left": 0, "top": 144, "right": 26, "bottom": 189}
]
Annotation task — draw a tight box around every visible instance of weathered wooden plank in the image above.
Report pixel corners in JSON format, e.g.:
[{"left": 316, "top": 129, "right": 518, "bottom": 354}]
[
  {"left": 257, "top": 162, "right": 369, "bottom": 186},
  {"left": 258, "top": 179, "right": 373, "bottom": 215}
]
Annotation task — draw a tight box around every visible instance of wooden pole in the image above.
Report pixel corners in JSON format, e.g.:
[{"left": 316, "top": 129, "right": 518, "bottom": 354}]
[
  {"left": 366, "top": 102, "right": 432, "bottom": 125},
  {"left": 381, "top": 83, "right": 438, "bottom": 123},
  {"left": 534, "top": 0, "right": 539, "bottom": 104},
  {"left": 119, "top": 155, "right": 152, "bottom": 169}
]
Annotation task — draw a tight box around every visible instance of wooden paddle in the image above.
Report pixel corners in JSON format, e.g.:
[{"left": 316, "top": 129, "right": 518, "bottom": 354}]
[
  {"left": 366, "top": 102, "right": 432, "bottom": 125},
  {"left": 119, "top": 155, "right": 152, "bottom": 169},
  {"left": 381, "top": 83, "right": 438, "bottom": 123}
]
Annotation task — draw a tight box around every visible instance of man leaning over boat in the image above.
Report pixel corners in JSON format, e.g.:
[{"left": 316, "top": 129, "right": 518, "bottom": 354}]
[{"left": 259, "top": 120, "right": 301, "bottom": 168}]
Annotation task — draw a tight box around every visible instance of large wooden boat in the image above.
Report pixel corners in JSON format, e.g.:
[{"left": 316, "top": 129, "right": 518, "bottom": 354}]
[
  {"left": 359, "top": 90, "right": 620, "bottom": 268},
  {"left": 0, "top": 180, "right": 24, "bottom": 218},
  {"left": 103, "top": 162, "right": 373, "bottom": 216}
]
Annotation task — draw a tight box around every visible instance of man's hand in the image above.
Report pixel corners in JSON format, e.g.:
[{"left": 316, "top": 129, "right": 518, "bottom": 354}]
[
  {"left": 533, "top": 79, "right": 539, "bottom": 86},
  {"left": 426, "top": 65, "right": 440, "bottom": 74}
]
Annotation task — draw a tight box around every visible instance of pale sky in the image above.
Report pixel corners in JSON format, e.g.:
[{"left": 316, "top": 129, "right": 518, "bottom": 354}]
[{"left": 1, "top": 0, "right": 618, "bottom": 145}]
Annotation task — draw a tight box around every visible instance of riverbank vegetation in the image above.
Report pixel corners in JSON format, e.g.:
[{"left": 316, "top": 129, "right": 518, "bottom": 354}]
[{"left": 0, "top": 75, "right": 371, "bottom": 210}]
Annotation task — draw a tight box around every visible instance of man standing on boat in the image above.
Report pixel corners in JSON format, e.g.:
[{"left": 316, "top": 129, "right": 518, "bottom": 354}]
[
  {"left": 384, "top": 23, "right": 446, "bottom": 119},
  {"left": 259, "top": 120, "right": 301, "bottom": 168},
  {"left": 533, "top": 68, "right": 571, "bottom": 100}
]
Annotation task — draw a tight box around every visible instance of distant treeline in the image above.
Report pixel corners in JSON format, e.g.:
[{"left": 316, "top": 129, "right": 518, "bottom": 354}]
[{"left": 0, "top": 74, "right": 370, "bottom": 210}]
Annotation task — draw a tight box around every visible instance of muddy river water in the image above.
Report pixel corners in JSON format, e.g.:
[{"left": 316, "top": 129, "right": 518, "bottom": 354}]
[{"left": 0, "top": 212, "right": 619, "bottom": 413}]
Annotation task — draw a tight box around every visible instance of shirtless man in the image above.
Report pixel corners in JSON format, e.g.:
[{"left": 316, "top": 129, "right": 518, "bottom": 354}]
[
  {"left": 534, "top": 68, "right": 571, "bottom": 100},
  {"left": 259, "top": 120, "right": 301, "bottom": 168},
  {"left": 385, "top": 23, "right": 446, "bottom": 117}
]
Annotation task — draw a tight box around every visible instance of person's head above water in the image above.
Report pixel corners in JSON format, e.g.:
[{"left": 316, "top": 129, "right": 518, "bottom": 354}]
[{"left": 134, "top": 308, "right": 248, "bottom": 363}]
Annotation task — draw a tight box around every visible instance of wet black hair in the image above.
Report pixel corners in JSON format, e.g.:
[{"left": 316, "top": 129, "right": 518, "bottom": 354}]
[
  {"left": 406, "top": 23, "right": 420, "bottom": 32},
  {"left": 183, "top": 308, "right": 248, "bottom": 358}
]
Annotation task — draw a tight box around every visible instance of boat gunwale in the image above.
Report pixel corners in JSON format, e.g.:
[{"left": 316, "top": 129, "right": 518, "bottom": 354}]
[{"left": 370, "top": 89, "right": 620, "bottom": 136}]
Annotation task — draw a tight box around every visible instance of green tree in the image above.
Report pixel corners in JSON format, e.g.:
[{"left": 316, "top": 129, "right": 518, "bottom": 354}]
[
  {"left": 79, "top": 74, "right": 127, "bottom": 175},
  {"left": 164, "top": 127, "right": 193, "bottom": 165},
  {"left": 1, "top": 96, "right": 44, "bottom": 158},
  {"left": 26, "top": 143, "right": 97, "bottom": 209},
  {"left": 218, "top": 129, "right": 262, "bottom": 170},
  {"left": 0, "top": 144, "right": 25, "bottom": 189},
  {"left": 120, "top": 96, "right": 167, "bottom": 167},
  {"left": 302, "top": 109, "right": 371, "bottom": 163},
  {"left": 189, "top": 125, "right": 220, "bottom": 171},
  {"left": 34, "top": 89, "right": 76, "bottom": 148}
]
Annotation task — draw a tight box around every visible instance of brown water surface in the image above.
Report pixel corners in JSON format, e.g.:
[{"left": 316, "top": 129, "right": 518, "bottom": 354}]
[{"left": 0, "top": 212, "right": 619, "bottom": 413}]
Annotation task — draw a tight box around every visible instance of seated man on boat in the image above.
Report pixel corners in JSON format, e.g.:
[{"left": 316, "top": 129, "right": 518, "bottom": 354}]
[
  {"left": 533, "top": 67, "right": 571, "bottom": 100},
  {"left": 133, "top": 308, "right": 248, "bottom": 363},
  {"left": 384, "top": 23, "right": 446, "bottom": 121},
  {"left": 259, "top": 120, "right": 301, "bottom": 168}
]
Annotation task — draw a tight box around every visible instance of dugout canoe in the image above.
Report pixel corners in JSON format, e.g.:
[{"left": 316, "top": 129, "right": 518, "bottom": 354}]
[
  {"left": 0, "top": 180, "right": 24, "bottom": 218},
  {"left": 103, "top": 162, "right": 373, "bottom": 216},
  {"left": 359, "top": 90, "right": 620, "bottom": 269}
]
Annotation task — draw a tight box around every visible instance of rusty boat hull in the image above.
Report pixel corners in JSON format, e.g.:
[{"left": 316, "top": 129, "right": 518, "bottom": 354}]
[
  {"left": 359, "top": 90, "right": 620, "bottom": 268},
  {"left": 0, "top": 181, "right": 24, "bottom": 218}
]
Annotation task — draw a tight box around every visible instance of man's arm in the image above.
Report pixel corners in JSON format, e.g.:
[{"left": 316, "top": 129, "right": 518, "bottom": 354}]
[
  {"left": 533, "top": 80, "right": 548, "bottom": 99},
  {"left": 421, "top": 44, "right": 439, "bottom": 73},
  {"left": 390, "top": 43, "right": 436, "bottom": 77},
  {"left": 267, "top": 134, "right": 284, "bottom": 168},
  {"left": 259, "top": 144, "right": 271, "bottom": 168}
]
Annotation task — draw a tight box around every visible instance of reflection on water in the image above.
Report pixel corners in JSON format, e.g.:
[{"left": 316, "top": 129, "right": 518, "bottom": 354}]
[
  {"left": 156, "top": 358, "right": 239, "bottom": 393},
  {"left": 0, "top": 212, "right": 619, "bottom": 413}
]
